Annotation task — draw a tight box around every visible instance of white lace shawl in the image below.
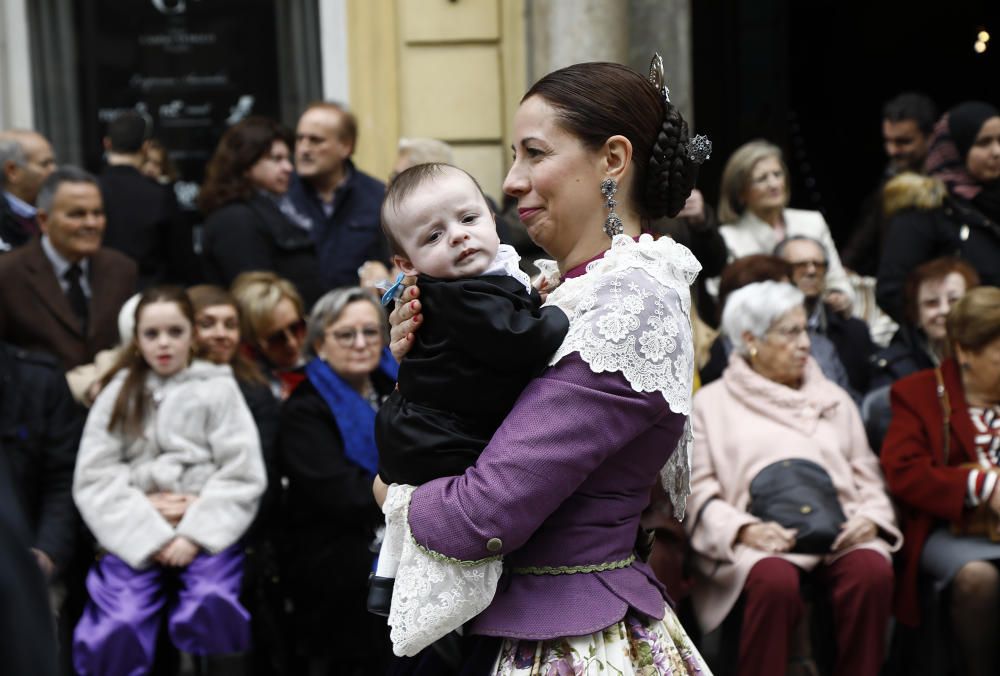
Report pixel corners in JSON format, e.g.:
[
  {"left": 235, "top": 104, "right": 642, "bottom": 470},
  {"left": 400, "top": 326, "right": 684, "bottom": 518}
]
[
  {"left": 382, "top": 233, "right": 700, "bottom": 656},
  {"left": 541, "top": 233, "right": 701, "bottom": 519},
  {"left": 382, "top": 485, "right": 503, "bottom": 656}
]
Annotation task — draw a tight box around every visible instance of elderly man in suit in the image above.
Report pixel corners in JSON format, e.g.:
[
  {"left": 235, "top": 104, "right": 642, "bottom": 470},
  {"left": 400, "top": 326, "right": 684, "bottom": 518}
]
[
  {"left": 0, "top": 129, "right": 57, "bottom": 252},
  {"left": 0, "top": 166, "right": 136, "bottom": 370}
]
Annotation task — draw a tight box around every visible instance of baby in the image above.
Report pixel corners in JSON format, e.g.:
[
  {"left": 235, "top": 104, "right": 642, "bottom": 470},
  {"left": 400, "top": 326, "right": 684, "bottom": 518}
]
[{"left": 368, "top": 163, "right": 569, "bottom": 615}]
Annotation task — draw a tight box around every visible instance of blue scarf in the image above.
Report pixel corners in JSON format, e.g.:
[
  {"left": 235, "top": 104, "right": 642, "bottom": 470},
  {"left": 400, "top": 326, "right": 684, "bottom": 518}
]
[{"left": 304, "top": 348, "right": 399, "bottom": 477}]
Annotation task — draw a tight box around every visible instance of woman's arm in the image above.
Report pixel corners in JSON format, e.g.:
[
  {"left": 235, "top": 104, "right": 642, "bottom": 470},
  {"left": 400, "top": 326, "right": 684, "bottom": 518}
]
[
  {"left": 278, "top": 384, "right": 382, "bottom": 523},
  {"left": 408, "top": 354, "right": 674, "bottom": 561},
  {"left": 880, "top": 381, "right": 970, "bottom": 523},
  {"left": 175, "top": 378, "right": 266, "bottom": 552},
  {"left": 684, "top": 391, "right": 762, "bottom": 561},
  {"left": 203, "top": 204, "right": 275, "bottom": 286},
  {"left": 837, "top": 389, "right": 902, "bottom": 550},
  {"left": 72, "top": 381, "right": 175, "bottom": 568},
  {"left": 875, "top": 209, "right": 940, "bottom": 322}
]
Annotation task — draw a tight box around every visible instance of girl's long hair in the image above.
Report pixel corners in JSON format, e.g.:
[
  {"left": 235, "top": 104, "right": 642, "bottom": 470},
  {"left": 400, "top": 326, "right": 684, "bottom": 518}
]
[{"left": 101, "top": 286, "right": 194, "bottom": 437}]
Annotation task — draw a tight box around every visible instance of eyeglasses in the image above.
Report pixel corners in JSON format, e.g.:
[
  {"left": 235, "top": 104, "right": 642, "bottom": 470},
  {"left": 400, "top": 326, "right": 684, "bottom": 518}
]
[
  {"left": 264, "top": 318, "right": 306, "bottom": 350},
  {"left": 327, "top": 326, "right": 382, "bottom": 348},
  {"left": 789, "top": 260, "right": 827, "bottom": 273},
  {"left": 767, "top": 324, "right": 809, "bottom": 342}
]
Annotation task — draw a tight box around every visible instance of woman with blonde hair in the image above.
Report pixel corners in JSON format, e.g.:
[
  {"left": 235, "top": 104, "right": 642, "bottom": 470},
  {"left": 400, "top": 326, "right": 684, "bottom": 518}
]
[
  {"left": 716, "top": 140, "right": 853, "bottom": 312},
  {"left": 231, "top": 271, "right": 308, "bottom": 399}
]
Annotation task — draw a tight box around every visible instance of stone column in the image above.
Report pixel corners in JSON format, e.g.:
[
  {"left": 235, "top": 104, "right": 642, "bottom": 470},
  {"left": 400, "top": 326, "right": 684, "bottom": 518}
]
[
  {"left": 525, "top": 0, "right": 693, "bottom": 124},
  {"left": 629, "top": 0, "right": 693, "bottom": 124},
  {"left": 528, "top": 0, "right": 628, "bottom": 82},
  {"left": 0, "top": 0, "right": 36, "bottom": 128}
]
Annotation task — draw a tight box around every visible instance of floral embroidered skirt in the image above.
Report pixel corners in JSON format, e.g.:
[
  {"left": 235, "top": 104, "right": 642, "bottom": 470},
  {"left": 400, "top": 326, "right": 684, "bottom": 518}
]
[{"left": 492, "top": 605, "right": 710, "bottom": 675}]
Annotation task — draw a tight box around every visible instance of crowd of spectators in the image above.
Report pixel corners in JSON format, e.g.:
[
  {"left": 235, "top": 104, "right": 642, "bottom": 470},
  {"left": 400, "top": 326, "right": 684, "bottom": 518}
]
[{"left": 0, "top": 87, "right": 999, "bottom": 676}]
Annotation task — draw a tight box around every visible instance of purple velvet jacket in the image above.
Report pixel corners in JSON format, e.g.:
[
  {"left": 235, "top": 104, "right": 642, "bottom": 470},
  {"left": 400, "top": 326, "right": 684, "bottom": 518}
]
[{"left": 408, "top": 260, "right": 687, "bottom": 641}]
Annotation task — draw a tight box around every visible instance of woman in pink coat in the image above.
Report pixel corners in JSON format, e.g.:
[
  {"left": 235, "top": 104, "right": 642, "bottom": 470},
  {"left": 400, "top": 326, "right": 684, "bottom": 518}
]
[{"left": 685, "top": 280, "right": 901, "bottom": 676}]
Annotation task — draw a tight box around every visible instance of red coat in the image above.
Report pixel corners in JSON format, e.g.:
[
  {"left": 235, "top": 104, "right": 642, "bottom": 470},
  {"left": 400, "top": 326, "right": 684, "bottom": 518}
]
[{"left": 880, "top": 358, "right": 980, "bottom": 626}]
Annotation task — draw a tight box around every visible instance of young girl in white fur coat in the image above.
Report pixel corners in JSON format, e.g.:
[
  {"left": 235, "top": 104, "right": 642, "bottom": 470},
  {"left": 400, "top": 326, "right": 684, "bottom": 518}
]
[{"left": 72, "top": 285, "right": 266, "bottom": 676}]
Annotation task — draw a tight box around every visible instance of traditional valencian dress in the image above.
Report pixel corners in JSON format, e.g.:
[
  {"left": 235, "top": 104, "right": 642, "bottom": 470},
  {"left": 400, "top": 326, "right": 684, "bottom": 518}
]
[{"left": 382, "top": 233, "right": 712, "bottom": 674}]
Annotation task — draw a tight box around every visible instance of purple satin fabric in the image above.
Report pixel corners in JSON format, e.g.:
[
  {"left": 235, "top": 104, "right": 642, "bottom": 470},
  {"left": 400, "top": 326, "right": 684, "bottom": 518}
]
[{"left": 72, "top": 544, "right": 250, "bottom": 675}]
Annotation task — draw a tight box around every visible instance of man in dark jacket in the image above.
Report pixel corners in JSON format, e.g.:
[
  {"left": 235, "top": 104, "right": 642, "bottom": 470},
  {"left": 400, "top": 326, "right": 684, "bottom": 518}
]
[
  {"left": 97, "top": 111, "right": 180, "bottom": 288},
  {"left": 288, "top": 102, "right": 390, "bottom": 290},
  {"left": 777, "top": 236, "right": 875, "bottom": 397},
  {"left": 0, "top": 341, "right": 83, "bottom": 579},
  {"left": 843, "top": 93, "right": 937, "bottom": 275},
  {"left": 0, "top": 441, "right": 59, "bottom": 676}
]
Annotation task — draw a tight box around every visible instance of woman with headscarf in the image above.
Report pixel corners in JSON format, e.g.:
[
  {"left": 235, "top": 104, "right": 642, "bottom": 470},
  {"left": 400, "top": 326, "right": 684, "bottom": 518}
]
[{"left": 877, "top": 102, "right": 1000, "bottom": 322}]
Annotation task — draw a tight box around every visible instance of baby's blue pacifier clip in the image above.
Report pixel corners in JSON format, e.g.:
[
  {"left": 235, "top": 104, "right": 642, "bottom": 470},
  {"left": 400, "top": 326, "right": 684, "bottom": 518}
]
[{"left": 380, "top": 272, "right": 406, "bottom": 307}]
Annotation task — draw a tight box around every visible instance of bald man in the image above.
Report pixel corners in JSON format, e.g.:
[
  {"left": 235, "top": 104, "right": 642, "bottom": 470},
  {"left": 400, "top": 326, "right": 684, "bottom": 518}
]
[
  {"left": 287, "top": 102, "right": 390, "bottom": 290},
  {"left": 0, "top": 130, "right": 56, "bottom": 252}
]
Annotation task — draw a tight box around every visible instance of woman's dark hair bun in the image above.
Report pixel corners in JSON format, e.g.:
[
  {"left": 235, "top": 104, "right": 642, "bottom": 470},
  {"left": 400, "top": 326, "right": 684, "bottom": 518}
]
[{"left": 643, "top": 103, "right": 699, "bottom": 220}]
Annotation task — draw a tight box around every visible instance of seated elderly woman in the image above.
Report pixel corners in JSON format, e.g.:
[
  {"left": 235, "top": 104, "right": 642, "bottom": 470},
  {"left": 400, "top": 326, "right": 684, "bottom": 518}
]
[
  {"left": 700, "top": 255, "right": 852, "bottom": 398},
  {"left": 862, "top": 257, "right": 979, "bottom": 452},
  {"left": 870, "top": 256, "right": 980, "bottom": 390},
  {"left": 881, "top": 286, "right": 1000, "bottom": 676},
  {"left": 686, "top": 280, "right": 901, "bottom": 676},
  {"left": 277, "top": 287, "right": 396, "bottom": 674}
]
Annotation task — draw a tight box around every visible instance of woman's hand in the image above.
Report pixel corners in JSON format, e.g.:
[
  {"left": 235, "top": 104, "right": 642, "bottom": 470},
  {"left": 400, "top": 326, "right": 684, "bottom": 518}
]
[
  {"left": 825, "top": 290, "right": 852, "bottom": 316},
  {"left": 676, "top": 188, "right": 706, "bottom": 225},
  {"left": 987, "top": 483, "right": 1000, "bottom": 525},
  {"left": 373, "top": 475, "right": 389, "bottom": 509},
  {"left": 31, "top": 548, "right": 55, "bottom": 579},
  {"left": 148, "top": 492, "right": 197, "bottom": 526},
  {"left": 358, "top": 260, "right": 392, "bottom": 291},
  {"left": 154, "top": 536, "right": 199, "bottom": 567},
  {"left": 388, "top": 280, "right": 421, "bottom": 361},
  {"left": 737, "top": 522, "right": 797, "bottom": 553},
  {"left": 831, "top": 515, "right": 878, "bottom": 552}
]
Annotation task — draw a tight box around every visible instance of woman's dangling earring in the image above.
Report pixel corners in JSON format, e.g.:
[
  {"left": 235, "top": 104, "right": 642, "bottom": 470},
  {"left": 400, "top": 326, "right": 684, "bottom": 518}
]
[
  {"left": 601, "top": 178, "right": 623, "bottom": 238},
  {"left": 749, "top": 346, "right": 758, "bottom": 359}
]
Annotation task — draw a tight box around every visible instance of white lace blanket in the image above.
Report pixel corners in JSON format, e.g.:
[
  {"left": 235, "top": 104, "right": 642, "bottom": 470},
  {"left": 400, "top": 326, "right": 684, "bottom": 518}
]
[
  {"left": 383, "top": 233, "right": 700, "bottom": 655},
  {"left": 541, "top": 233, "right": 701, "bottom": 518}
]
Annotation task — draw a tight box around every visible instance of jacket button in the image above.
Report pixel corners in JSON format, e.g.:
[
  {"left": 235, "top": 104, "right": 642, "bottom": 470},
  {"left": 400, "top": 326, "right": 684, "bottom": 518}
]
[{"left": 486, "top": 537, "right": 503, "bottom": 553}]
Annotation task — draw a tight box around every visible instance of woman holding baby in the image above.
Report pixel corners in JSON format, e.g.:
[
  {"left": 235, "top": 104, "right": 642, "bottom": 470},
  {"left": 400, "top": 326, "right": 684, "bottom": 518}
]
[{"left": 378, "top": 56, "right": 713, "bottom": 674}]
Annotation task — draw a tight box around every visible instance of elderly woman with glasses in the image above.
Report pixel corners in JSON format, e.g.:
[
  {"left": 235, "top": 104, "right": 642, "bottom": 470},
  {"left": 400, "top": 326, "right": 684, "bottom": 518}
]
[
  {"left": 685, "top": 280, "right": 900, "bottom": 675},
  {"left": 277, "top": 286, "right": 396, "bottom": 674},
  {"left": 231, "top": 271, "right": 308, "bottom": 400}
]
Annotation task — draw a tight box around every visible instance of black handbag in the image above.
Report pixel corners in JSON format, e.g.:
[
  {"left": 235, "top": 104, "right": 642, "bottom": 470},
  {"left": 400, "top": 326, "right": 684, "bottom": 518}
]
[{"left": 748, "top": 458, "right": 847, "bottom": 554}]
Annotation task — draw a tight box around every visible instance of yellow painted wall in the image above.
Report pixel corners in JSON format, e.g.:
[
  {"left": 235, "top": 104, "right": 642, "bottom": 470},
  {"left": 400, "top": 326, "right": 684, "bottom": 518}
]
[
  {"left": 346, "top": 0, "right": 525, "bottom": 202},
  {"left": 344, "top": 0, "right": 400, "bottom": 182}
]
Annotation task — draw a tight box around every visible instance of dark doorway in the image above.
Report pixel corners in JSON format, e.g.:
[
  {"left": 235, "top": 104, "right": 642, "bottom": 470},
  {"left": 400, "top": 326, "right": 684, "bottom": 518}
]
[{"left": 693, "top": 0, "right": 1000, "bottom": 248}]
